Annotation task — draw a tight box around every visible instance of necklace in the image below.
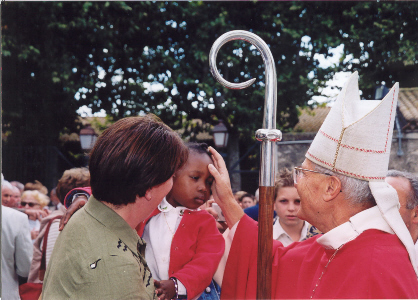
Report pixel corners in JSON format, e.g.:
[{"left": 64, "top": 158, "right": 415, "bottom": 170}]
[
  {"left": 310, "top": 244, "right": 344, "bottom": 299},
  {"left": 163, "top": 212, "right": 175, "bottom": 239}
]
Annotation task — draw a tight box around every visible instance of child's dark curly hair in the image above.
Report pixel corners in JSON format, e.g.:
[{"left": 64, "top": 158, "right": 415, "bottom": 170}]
[{"left": 186, "top": 142, "right": 210, "bottom": 157}]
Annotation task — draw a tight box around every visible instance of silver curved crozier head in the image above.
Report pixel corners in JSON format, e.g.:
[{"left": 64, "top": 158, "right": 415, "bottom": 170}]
[
  {"left": 209, "top": 30, "right": 282, "bottom": 186},
  {"left": 209, "top": 32, "right": 256, "bottom": 90},
  {"left": 209, "top": 30, "right": 278, "bottom": 131}
]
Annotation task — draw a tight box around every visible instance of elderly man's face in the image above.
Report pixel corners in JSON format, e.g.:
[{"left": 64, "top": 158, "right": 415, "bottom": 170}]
[
  {"left": 386, "top": 176, "right": 413, "bottom": 230},
  {"left": 12, "top": 187, "right": 21, "bottom": 207},
  {"left": 2, "top": 187, "right": 14, "bottom": 207},
  {"left": 295, "top": 159, "right": 325, "bottom": 225}
]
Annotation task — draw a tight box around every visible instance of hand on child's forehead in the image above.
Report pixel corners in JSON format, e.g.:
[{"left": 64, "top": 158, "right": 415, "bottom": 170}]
[
  {"left": 172, "top": 151, "right": 212, "bottom": 177},
  {"left": 188, "top": 150, "right": 213, "bottom": 162}
]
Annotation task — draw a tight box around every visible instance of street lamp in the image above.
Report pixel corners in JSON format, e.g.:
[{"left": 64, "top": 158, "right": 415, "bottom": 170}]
[
  {"left": 212, "top": 120, "right": 229, "bottom": 148},
  {"left": 79, "top": 125, "right": 98, "bottom": 151}
]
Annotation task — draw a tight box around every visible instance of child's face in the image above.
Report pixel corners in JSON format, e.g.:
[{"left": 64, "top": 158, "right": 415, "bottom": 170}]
[
  {"left": 241, "top": 196, "right": 255, "bottom": 209},
  {"left": 274, "top": 186, "right": 303, "bottom": 228},
  {"left": 166, "top": 151, "right": 214, "bottom": 209}
]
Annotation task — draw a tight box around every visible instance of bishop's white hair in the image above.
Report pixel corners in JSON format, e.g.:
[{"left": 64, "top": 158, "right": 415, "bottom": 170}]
[{"left": 313, "top": 163, "right": 375, "bottom": 205}]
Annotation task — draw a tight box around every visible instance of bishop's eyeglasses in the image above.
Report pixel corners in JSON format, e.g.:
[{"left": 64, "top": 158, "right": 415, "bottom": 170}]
[{"left": 293, "top": 166, "right": 332, "bottom": 184}]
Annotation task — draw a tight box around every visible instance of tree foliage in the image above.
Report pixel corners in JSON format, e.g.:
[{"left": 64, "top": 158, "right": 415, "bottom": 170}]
[
  {"left": 2, "top": 2, "right": 333, "bottom": 143},
  {"left": 332, "top": 2, "right": 418, "bottom": 98},
  {"left": 2, "top": 1, "right": 418, "bottom": 188}
]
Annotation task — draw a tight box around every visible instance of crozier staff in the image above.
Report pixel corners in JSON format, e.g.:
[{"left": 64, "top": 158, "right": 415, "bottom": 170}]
[
  {"left": 209, "top": 30, "right": 282, "bottom": 299},
  {"left": 209, "top": 72, "right": 418, "bottom": 299},
  {"left": 43, "top": 115, "right": 188, "bottom": 299}
]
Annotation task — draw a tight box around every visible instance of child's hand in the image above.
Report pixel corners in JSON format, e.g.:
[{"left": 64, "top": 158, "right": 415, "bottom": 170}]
[
  {"left": 154, "top": 279, "right": 176, "bottom": 300},
  {"left": 59, "top": 197, "right": 87, "bottom": 231}
]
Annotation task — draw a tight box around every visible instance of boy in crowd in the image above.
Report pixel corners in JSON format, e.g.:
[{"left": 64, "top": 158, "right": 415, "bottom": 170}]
[{"left": 273, "top": 168, "right": 313, "bottom": 246}]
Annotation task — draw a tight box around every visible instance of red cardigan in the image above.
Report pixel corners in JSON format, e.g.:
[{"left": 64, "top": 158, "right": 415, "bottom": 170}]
[
  {"left": 137, "top": 208, "right": 225, "bottom": 300},
  {"left": 221, "top": 215, "right": 418, "bottom": 299}
]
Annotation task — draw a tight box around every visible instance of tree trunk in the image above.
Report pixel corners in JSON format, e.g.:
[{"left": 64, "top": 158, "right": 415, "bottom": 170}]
[{"left": 227, "top": 131, "right": 241, "bottom": 192}]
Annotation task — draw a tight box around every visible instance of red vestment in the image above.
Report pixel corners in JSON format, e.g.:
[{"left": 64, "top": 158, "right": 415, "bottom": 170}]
[{"left": 221, "top": 215, "right": 418, "bottom": 299}]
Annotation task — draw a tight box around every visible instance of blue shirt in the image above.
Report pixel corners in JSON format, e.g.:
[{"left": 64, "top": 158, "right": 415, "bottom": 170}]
[{"left": 244, "top": 203, "right": 276, "bottom": 221}]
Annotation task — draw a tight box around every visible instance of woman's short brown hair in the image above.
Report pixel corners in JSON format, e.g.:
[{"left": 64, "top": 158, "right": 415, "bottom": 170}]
[
  {"left": 89, "top": 114, "right": 188, "bottom": 206},
  {"left": 56, "top": 168, "right": 90, "bottom": 204}
]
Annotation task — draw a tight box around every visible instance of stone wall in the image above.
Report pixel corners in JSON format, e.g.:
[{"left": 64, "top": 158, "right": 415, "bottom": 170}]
[
  {"left": 388, "top": 131, "right": 418, "bottom": 175},
  {"left": 277, "top": 131, "right": 418, "bottom": 176},
  {"left": 276, "top": 132, "right": 315, "bottom": 171}
]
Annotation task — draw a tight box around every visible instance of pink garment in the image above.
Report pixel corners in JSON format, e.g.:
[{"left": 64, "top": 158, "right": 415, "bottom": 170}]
[{"left": 27, "top": 206, "right": 66, "bottom": 283}]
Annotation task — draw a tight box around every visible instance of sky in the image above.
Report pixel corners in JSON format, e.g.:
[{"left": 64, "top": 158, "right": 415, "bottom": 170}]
[{"left": 309, "top": 44, "right": 352, "bottom": 106}]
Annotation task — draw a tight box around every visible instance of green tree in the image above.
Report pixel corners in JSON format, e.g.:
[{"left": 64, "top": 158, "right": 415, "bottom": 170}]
[
  {"left": 331, "top": 2, "right": 418, "bottom": 97},
  {"left": 3, "top": 1, "right": 418, "bottom": 190}
]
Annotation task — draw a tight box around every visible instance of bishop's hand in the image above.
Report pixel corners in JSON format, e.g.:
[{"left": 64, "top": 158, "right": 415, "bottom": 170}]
[{"left": 208, "top": 146, "right": 244, "bottom": 228}]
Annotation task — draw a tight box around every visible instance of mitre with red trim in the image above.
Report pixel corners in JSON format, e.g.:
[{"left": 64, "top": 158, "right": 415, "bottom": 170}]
[
  {"left": 306, "top": 71, "right": 418, "bottom": 276},
  {"left": 306, "top": 71, "right": 397, "bottom": 180}
]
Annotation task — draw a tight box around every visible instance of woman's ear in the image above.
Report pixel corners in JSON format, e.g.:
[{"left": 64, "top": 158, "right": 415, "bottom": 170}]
[
  {"left": 323, "top": 176, "right": 342, "bottom": 202},
  {"left": 145, "top": 189, "right": 152, "bottom": 202}
]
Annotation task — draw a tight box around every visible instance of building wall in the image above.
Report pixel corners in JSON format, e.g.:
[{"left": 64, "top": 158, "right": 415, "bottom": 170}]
[
  {"left": 276, "top": 132, "right": 315, "bottom": 171},
  {"left": 277, "top": 131, "right": 418, "bottom": 176},
  {"left": 389, "top": 131, "right": 418, "bottom": 174}
]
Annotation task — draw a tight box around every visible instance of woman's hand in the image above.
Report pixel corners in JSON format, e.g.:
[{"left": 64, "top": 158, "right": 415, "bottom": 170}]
[
  {"left": 202, "top": 199, "right": 229, "bottom": 234},
  {"left": 31, "top": 228, "right": 39, "bottom": 240},
  {"left": 202, "top": 199, "right": 218, "bottom": 218},
  {"left": 154, "top": 279, "right": 176, "bottom": 300},
  {"left": 59, "top": 196, "right": 88, "bottom": 231},
  {"left": 25, "top": 208, "right": 49, "bottom": 221},
  {"left": 208, "top": 147, "right": 244, "bottom": 228}
]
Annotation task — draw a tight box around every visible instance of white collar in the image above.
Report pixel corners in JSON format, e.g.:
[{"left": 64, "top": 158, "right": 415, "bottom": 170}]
[
  {"left": 157, "top": 198, "right": 199, "bottom": 214},
  {"left": 317, "top": 206, "right": 394, "bottom": 250},
  {"left": 273, "top": 217, "right": 310, "bottom": 241}
]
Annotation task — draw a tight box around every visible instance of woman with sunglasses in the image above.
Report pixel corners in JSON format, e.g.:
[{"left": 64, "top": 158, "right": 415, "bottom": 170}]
[{"left": 20, "top": 190, "right": 50, "bottom": 241}]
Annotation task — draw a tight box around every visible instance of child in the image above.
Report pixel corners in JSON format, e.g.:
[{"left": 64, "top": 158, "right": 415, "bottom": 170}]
[
  {"left": 239, "top": 193, "right": 255, "bottom": 209},
  {"left": 137, "top": 143, "right": 225, "bottom": 300},
  {"left": 273, "top": 168, "right": 319, "bottom": 246}
]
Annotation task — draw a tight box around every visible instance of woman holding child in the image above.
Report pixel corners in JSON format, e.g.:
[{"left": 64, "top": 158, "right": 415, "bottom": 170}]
[
  {"left": 48, "top": 115, "right": 226, "bottom": 300},
  {"left": 43, "top": 115, "right": 188, "bottom": 299}
]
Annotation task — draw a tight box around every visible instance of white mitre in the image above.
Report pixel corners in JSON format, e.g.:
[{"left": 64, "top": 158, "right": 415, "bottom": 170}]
[{"left": 306, "top": 71, "right": 417, "bottom": 276}]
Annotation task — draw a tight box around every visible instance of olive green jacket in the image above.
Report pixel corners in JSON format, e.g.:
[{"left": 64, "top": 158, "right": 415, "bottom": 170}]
[{"left": 42, "top": 196, "right": 155, "bottom": 299}]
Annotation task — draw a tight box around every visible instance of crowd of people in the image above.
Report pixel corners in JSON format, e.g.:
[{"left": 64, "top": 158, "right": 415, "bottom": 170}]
[
  {"left": 2, "top": 72, "right": 418, "bottom": 299},
  {"left": 1, "top": 168, "right": 92, "bottom": 299},
  {"left": 3, "top": 159, "right": 418, "bottom": 299}
]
